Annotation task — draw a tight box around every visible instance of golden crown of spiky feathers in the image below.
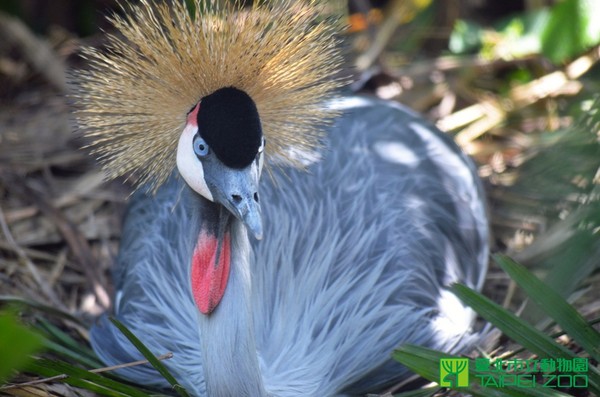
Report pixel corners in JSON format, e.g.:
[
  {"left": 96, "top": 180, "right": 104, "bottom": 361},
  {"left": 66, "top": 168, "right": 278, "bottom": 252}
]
[{"left": 74, "top": 0, "right": 343, "bottom": 191}]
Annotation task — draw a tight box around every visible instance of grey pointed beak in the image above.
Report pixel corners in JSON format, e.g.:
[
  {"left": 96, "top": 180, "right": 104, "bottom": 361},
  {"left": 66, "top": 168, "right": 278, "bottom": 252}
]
[
  {"left": 207, "top": 164, "right": 263, "bottom": 240},
  {"left": 228, "top": 193, "right": 263, "bottom": 240}
]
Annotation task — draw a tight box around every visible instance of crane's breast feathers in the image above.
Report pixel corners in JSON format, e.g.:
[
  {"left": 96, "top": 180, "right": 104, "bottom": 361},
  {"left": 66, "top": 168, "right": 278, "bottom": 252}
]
[
  {"left": 91, "top": 97, "right": 488, "bottom": 396},
  {"left": 249, "top": 98, "right": 488, "bottom": 393}
]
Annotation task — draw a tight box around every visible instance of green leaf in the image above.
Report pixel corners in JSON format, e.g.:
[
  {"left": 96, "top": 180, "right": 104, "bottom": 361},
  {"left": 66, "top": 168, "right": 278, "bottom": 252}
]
[
  {"left": 109, "top": 317, "right": 190, "bottom": 397},
  {"left": 449, "top": 19, "right": 483, "bottom": 54},
  {"left": 451, "top": 9, "right": 549, "bottom": 59},
  {"left": 393, "top": 345, "right": 573, "bottom": 397},
  {"left": 25, "top": 358, "right": 155, "bottom": 397},
  {"left": 42, "top": 338, "right": 104, "bottom": 369},
  {"left": 393, "top": 385, "right": 439, "bottom": 397},
  {"left": 0, "top": 312, "right": 44, "bottom": 383},
  {"left": 495, "top": 254, "right": 600, "bottom": 363},
  {"left": 490, "top": 9, "right": 550, "bottom": 59},
  {"left": 0, "top": 295, "right": 83, "bottom": 325},
  {"left": 35, "top": 318, "right": 104, "bottom": 368},
  {"left": 452, "top": 281, "right": 600, "bottom": 394},
  {"left": 541, "top": 0, "right": 600, "bottom": 63},
  {"left": 450, "top": 284, "right": 574, "bottom": 360}
]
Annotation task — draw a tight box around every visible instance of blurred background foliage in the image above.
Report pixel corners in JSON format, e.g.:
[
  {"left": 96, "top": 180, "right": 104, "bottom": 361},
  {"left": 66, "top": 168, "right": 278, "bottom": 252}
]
[
  {"left": 1, "top": 0, "right": 600, "bottom": 396},
  {"left": 0, "top": 0, "right": 111, "bottom": 36}
]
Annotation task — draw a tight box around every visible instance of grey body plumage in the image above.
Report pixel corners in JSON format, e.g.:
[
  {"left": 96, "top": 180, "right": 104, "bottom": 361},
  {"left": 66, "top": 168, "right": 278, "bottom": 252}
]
[{"left": 90, "top": 97, "right": 488, "bottom": 396}]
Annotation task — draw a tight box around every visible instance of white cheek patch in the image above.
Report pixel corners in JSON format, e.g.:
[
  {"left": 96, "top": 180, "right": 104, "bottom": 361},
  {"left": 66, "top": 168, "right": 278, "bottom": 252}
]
[{"left": 176, "top": 124, "right": 213, "bottom": 201}]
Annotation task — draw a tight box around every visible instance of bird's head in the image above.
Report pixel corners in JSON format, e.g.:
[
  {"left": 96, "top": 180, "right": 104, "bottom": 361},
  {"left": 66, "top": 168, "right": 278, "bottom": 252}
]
[
  {"left": 74, "top": 0, "right": 343, "bottom": 241},
  {"left": 177, "top": 87, "right": 264, "bottom": 239},
  {"left": 74, "top": 0, "right": 343, "bottom": 315}
]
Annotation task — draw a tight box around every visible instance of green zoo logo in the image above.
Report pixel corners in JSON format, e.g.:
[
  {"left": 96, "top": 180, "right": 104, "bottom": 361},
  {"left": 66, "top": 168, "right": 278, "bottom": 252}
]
[
  {"left": 440, "top": 358, "right": 469, "bottom": 387},
  {"left": 439, "top": 357, "right": 589, "bottom": 389}
]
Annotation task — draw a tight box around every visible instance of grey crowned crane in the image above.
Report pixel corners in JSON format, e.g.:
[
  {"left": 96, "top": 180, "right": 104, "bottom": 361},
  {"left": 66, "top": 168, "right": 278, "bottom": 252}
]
[{"left": 75, "top": 1, "right": 489, "bottom": 396}]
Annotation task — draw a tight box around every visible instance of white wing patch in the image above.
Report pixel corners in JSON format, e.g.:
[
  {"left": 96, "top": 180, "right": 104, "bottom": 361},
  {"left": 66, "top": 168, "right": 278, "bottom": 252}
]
[{"left": 373, "top": 141, "right": 421, "bottom": 168}]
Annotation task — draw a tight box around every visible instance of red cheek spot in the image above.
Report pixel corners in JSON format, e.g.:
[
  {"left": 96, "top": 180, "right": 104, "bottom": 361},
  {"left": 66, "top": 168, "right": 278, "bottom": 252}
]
[
  {"left": 191, "top": 231, "right": 231, "bottom": 314},
  {"left": 187, "top": 103, "right": 200, "bottom": 127}
]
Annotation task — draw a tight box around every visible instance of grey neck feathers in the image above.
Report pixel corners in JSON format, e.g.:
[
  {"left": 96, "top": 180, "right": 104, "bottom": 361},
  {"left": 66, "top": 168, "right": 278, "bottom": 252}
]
[{"left": 192, "top": 195, "right": 268, "bottom": 396}]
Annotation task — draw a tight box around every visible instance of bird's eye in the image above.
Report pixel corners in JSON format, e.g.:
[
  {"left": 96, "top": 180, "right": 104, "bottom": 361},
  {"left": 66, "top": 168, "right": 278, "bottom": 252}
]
[{"left": 193, "top": 134, "right": 209, "bottom": 157}]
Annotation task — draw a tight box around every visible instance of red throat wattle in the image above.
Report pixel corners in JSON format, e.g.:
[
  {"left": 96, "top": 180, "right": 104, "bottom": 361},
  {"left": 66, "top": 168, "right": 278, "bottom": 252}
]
[{"left": 191, "top": 231, "right": 231, "bottom": 314}]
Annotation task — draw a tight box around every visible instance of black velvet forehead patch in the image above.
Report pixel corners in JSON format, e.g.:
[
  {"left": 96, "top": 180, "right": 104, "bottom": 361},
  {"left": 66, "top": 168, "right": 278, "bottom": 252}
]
[{"left": 197, "top": 87, "right": 262, "bottom": 169}]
